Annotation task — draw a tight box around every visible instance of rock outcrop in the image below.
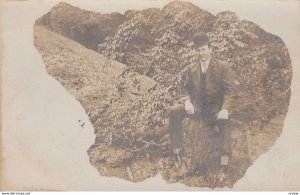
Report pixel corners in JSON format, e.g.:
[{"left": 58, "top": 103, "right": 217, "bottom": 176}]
[{"left": 36, "top": 2, "right": 125, "bottom": 50}]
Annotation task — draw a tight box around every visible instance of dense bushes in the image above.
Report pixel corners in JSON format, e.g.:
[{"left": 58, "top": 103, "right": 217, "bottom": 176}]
[
  {"left": 97, "top": 1, "right": 292, "bottom": 140},
  {"left": 36, "top": 2, "right": 125, "bottom": 50},
  {"left": 35, "top": 1, "right": 292, "bottom": 187}
]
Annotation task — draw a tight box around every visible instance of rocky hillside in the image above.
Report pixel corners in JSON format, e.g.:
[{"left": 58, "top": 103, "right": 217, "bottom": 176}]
[
  {"left": 35, "top": 2, "right": 125, "bottom": 50},
  {"left": 34, "top": 0, "right": 292, "bottom": 188}
]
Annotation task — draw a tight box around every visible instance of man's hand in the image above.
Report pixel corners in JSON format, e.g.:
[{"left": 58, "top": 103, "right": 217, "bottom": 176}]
[
  {"left": 217, "top": 109, "right": 229, "bottom": 119},
  {"left": 184, "top": 100, "right": 195, "bottom": 115}
]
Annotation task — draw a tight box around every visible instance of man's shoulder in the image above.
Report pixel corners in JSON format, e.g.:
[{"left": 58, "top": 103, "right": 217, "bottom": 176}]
[
  {"left": 184, "top": 62, "right": 198, "bottom": 71},
  {"left": 213, "top": 58, "right": 231, "bottom": 70}
]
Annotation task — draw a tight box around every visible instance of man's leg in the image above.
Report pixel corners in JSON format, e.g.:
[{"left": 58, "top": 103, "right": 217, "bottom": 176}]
[
  {"left": 169, "top": 103, "right": 187, "bottom": 150},
  {"left": 220, "top": 121, "right": 231, "bottom": 166},
  {"left": 215, "top": 120, "right": 232, "bottom": 182},
  {"left": 169, "top": 103, "right": 187, "bottom": 167},
  {"left": 205, "top": 115, "right": 231, "bottom": 165}
]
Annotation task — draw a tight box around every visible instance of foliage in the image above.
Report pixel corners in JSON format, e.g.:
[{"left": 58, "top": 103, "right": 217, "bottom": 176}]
[
  {"left": 98, "top": 7, "right": 292, "bottom": 130},
  {"left": 92, "top": 5, "right": 292, "bottom": 185},
  {"left": 35, "top": 0, "right": 293, "bottom": 187},
  {"left": 36, "top": 2, "right": 125, "bottom": 50}
]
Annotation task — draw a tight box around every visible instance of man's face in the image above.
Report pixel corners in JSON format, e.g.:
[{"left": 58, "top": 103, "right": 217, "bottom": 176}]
[{"left": 196, "top": 44, "right": 212, "bottom": 62}]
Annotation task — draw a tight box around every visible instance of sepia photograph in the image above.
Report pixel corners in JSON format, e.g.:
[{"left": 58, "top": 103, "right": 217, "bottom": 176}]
[{"left": 1, "top": 0, "right": 300, "bottom": 191}]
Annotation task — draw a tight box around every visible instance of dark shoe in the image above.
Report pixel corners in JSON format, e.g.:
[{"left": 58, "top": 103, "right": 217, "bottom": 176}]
[
  {"left": 220, "top": 154, "right": 229, "bottom": 166},
  {"left": 217, "top": 154, "right": 230, "bottom": 184},
  {"left": 218, "top": 165, "right": 228, "bottom": 183},
  {"left": 172, "top": 147, "right": 184, "bottom": 169}
]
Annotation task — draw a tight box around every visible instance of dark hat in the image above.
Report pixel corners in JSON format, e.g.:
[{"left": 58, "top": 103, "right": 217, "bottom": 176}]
[{"left": 192, "top": 32, "right": 210, "bottom": 47}]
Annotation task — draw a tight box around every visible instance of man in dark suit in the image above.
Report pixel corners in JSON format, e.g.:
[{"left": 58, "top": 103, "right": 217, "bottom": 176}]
[{"left": 169, "top": 32, "right": 237, "bottom": 171}]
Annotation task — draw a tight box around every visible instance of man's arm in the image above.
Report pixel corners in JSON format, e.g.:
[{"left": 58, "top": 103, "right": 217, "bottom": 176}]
[
  {"left": 218, "top": 61, "right": 238, "bottom": 119},
  {"left": 179, "top": 66, "right": 193, "bottom": 103},
  {"left": 222, "top": 63, "right": 237, "bottom": 112},
  {"left": 179, "top": 66, "right": 195, "bottom": 114}
]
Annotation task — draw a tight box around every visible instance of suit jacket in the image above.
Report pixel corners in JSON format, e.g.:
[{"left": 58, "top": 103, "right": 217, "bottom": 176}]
[{"left": 180, "top": 57, "right": 236, "bottom": 115}]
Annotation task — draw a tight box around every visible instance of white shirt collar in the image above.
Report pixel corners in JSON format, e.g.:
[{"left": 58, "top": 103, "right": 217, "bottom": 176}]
[{"left": 200, "top": 57, "right": 211, "bottom": 74}]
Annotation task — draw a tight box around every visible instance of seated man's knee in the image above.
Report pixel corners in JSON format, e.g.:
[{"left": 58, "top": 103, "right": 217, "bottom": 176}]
[{"left": 169, "top": 104, "right": 185, "bottom": 117}]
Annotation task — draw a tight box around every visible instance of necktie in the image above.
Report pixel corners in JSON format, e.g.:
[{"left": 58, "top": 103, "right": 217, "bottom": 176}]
[
  {"left": 200, "top": 68, "right": 207, "bottom": 109},
  {"left": 202, "top": 62, "right": 207, "bottom": 74}
]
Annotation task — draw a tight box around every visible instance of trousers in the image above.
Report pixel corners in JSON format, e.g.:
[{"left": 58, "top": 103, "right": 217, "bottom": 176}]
[{"left": 169, "top": 103, "right": 231, "bottom": 155}]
